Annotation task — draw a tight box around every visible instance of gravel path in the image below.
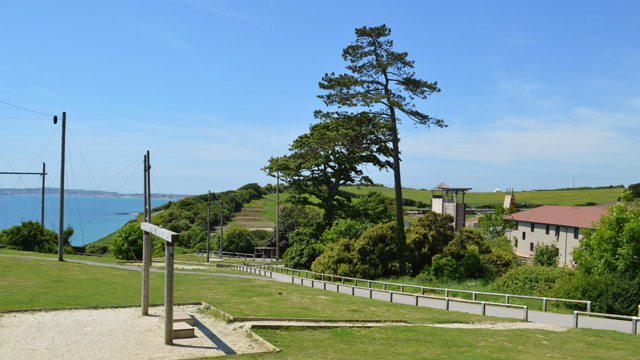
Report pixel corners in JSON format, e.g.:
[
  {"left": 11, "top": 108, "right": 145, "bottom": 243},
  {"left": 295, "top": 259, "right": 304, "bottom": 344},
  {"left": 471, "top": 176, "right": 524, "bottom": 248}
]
[{"left": 0, "top": 305, "right": 276, "bottom": 360}]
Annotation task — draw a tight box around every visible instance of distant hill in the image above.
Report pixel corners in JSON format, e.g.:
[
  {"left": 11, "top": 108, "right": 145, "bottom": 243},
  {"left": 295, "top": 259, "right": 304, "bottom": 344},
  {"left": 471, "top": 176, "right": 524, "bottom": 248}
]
[{"left": 0, "top": 187, "right": 188, "bottom": 200}]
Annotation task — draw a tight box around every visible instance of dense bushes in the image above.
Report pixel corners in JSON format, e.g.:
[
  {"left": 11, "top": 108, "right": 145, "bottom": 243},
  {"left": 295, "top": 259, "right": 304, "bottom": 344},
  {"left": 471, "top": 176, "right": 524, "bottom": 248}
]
[
  {"left": 492, "top": 265, "right": 573, "bottom": 296},
  {"left": 312, "top": 222, "right": 398, "bottom": 279},
  {"left": 551, "top": 272, "right": 640, "bottom": 315},
  {"left": 532, "top": 243, "right": 560, "bottom": 267},
  {"left": 405, "top": 212, "right": 455, "bottom": 276},
  {"left": 0, "top": 221, "right": 74, "bottom": 254},
  {"left": 109, "top": 222, "right": 144, "bottom": 260}
]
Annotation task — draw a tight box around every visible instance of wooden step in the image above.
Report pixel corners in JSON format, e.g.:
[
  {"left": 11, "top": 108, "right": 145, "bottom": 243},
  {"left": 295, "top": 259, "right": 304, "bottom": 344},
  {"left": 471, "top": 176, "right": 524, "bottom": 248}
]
[
  {"left": 158, "top": 312, "right": 195, "bottom": 326},
  {"left": 156, "top": 321, "right": 196, "bottom": 339}
]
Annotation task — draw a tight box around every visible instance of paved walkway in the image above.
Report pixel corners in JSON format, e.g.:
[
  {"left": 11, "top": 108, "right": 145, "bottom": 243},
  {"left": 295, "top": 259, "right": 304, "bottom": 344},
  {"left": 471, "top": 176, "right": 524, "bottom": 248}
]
[
  {"left": 0, "top": 254, "right": 272, "bottom": 281},
  {"left": 236, "top": 265, "right": 639, "bottom": 335}
]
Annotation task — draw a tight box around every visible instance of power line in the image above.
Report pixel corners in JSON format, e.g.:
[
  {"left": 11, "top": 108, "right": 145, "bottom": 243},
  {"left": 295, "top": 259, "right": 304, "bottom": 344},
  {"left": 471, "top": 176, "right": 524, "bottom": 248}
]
[{"left": 0, "top": 99, "right": 54, "bottom": 117}]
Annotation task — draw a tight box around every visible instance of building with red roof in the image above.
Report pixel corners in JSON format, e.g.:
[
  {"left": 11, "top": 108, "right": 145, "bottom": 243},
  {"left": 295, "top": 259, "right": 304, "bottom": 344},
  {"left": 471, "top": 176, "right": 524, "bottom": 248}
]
[{"left": 506, "top": 205, "right": 610, "bottom": 266}]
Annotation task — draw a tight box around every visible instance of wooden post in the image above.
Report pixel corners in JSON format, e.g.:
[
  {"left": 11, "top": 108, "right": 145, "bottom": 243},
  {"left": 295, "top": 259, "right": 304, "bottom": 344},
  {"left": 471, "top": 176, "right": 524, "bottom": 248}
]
[
  {"left": 207, "top": 191, "right": 211, "bottom": 262},
  {"left": 219, "top": 196, "right": 224, "bottom": 259},
  {"left": 41, "top": 162, "right": 45, "bottom": 233},
  {"left": 164, "top": 241, "right": 174, "bottom": 344},
  {"left": 141, "top": 154, "right": 150, "bottom": 316},
  {"left": 276, "top": 173, "right": 279, "bottom": 260},
  {"left": 141, "top": 222, "right": 178, "bottom": 345},
  {"left": 57, "top": 112, "right": 66, "bottom": 261}
]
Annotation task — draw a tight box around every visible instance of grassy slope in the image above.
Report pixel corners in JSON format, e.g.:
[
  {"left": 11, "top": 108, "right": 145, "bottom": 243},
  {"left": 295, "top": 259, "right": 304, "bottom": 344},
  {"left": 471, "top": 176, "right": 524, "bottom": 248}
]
[
  {"left": 2, "top": 256, "right": 637, "bottom": 360},
  {"left": 343, "top": 185, "right": 622, "bottom": 207}
]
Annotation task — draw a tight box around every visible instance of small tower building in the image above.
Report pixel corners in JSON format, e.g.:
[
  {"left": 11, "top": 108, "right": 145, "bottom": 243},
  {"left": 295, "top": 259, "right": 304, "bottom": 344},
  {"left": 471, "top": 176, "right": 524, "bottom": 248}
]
[{"left": 430, "top": 182, "right": 472, "bottom": 231}]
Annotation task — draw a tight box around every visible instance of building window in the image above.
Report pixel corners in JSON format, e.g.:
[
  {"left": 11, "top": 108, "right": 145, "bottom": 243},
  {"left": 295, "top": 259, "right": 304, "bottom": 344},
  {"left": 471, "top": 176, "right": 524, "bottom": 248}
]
[
  {"left": 545, "top": 224, "right": 550, "bottom": 235},
  {"left": 574, "top": 228, "right": 579, "bottom": 239},
  {"left": 531, "top": 223, "right": 535, "bottom": 232},
  {"left": 522, "top": 231, "right": 526, "bottom": 241},
  {"left": 530, "top": 242, "right": 534, "bottom": 252}
]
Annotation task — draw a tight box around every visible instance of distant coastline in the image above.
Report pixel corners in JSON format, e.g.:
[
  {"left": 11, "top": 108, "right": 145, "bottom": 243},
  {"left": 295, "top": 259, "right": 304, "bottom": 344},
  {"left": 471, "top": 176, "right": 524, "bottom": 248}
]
[{"left": 0, "top": 187, "right": 189, "bottom": 200}]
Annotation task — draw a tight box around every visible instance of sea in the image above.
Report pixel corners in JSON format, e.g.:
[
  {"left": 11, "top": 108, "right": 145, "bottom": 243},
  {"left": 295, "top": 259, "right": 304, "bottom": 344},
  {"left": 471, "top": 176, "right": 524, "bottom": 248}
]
[{"left": 0, "top": 195, "right": 171, "bottom": 246}]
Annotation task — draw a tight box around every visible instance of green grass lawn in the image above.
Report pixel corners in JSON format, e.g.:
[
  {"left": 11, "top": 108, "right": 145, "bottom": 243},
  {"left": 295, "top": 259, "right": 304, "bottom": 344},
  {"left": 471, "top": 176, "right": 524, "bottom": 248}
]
[
  {"left": 2, "top": 255, "right": 639, "bottom": 360},
  {"left": 0, "top": 256, "right": 488, "bottom": 323},
  {"left": 240, "top": 326, "right": 640, "bottom": 360}
]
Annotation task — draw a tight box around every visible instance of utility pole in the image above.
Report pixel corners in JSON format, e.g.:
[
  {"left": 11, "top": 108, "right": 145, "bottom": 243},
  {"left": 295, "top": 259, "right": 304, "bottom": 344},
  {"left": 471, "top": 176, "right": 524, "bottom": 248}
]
[
  {"left": 53, "top": 112, "right": 66, "bottom": 261},
  {"left": 141, "top": 151, "right": 151, "bottom": 315},
  {"left": 276, "top": 172, "right": 280, "bottom": 261},
  {"left": 207, "top": 191, "right": 211, "bottom": 262},
  {"left": 41, "top": 162, "right": 45, "bottom": 233},
  {"left": 220, "top": 196, "right": 224, "bottom": 259}
]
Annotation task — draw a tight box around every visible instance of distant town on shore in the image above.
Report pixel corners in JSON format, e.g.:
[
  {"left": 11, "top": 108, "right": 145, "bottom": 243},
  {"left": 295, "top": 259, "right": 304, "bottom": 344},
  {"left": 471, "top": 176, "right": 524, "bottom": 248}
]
[{"left": 0, "top": 187, "right": 189, "bottom": 200}]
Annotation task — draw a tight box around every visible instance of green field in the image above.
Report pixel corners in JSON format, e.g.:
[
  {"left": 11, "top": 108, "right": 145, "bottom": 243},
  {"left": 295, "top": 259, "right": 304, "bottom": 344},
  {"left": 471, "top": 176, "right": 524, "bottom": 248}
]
[
  {"left": 342, "top": 185, "right": 622, "bottom": 207},
  {"left": 2, "top": 254, "right": 638, "bottom": 360}
]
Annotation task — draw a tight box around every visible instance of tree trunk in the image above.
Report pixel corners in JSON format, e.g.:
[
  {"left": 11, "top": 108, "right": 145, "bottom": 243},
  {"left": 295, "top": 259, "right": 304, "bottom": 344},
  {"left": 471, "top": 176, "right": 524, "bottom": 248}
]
[{"left": 390, "top": 117, "right": 406, "bottom": 275}]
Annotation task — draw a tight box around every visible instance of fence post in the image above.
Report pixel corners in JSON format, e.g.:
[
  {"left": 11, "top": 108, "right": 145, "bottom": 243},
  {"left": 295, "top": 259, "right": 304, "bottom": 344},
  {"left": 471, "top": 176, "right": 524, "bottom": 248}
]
[
  {"left": 390, "top": 292, "right": 393, "bottom": 303},
  {"left": 445, "top": 289, "right": 449, "bottom": 298},
  {"left": 369, "top": 288, "right": 373, "bottom": 299},
  {"left": 445, "top": 298, "right": 450, "bottom": 311},
  {"left": 311, "top": 280, "right": 314, "bottom": 288},
  {"left": 481, "top": 302, "right": 486, "bottom": 316},
  {"left": 631, "top": 317, "right": 637, "bottom": 335},
  {"left": 336, "top": 284, "right": 340, "bottom": 293},
  {"left": 323, "top": 281, "right": 326, "bottom": 290},
  {"left": 383, "top": 283, "right": 387, "bottom": 291},
  {"left": 401, "top": 285, "right": 404, "bottom": 293},
  {"left": 415, "top": 295, "right": 419, "bottom": 306},
  {"left": 291, "top": 277, "right": 294, "bottom": 284},
  {"left": 505, "top": 295, "right": 509, "bottom": 304},
  {"left": 368, "top": 280, "right": 371, "bottom": 288},
  {"left": 421, "top": 287, "right": 425, "bottom": 295},
  {"left": 573, "top": 311, "right": 579, "bottom": 329},
  {"left": 543, "top": 298, "right": 547, "bottom": 311},
  {"left": 472, "top": 292, "right": 477, "bottom": 301},
  {"left": 587, "top": 301, "right": 591, "bottom": 313},
  {"left": 351, "top": 286, "right": 355, "bottom": 296},
  {"left": 524, "top": 306, "right": 528, "bottom": 322}
]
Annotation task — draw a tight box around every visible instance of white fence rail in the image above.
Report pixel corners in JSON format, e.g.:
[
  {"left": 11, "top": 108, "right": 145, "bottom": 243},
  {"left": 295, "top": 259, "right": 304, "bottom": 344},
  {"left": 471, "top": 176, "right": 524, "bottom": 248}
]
[{"left": 244, "top": 264, "right": 592, "bottom": 313}]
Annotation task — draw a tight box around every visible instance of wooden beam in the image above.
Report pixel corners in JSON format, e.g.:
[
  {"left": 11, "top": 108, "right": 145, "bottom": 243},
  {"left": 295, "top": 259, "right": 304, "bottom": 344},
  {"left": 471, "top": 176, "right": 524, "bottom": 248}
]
[{"left": 141, "top": 222, "right": 179, "bottom": 243}]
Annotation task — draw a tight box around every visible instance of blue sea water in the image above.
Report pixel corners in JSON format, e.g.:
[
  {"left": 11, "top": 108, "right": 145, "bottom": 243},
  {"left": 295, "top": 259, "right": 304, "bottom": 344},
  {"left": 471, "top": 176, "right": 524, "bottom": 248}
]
[{"left": 0, "top": 195, "right": 170, "bottom": 246}]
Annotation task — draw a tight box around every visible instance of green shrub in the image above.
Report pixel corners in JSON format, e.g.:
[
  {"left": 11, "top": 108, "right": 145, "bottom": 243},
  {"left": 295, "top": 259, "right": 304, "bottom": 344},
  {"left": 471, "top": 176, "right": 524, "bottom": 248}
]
[
  {"left": 0, "top": 221, "right": 72, "bottom": 254},
  {"left": 492, "top": 265, "right": 573, "bottom": 296},
  {"left": 405, "top": 212, "right": 455, "bottom": 275},
  {"left": 460, "top": 249, "right": 489, "bottom": 279},
  {"left": 443, "top": 228, "right": 490, "bottom": 261},
  {"left": 311, "top": 222, "right": 398, "bottom": 279},
  {"left": 485, "top": 247, "right": 514, "bottom": 276},
  {"left": 430, "top": 255, "right": 463, "bottom": 280},
  {"left": 283, "top": 228, "right": 323, "bottom": 269},
  {"left": 533, "top": 243, "right": 560, "bottom": 267},
  {"left": 551, "top": 272, "right": 640, "bottom": 315},
  {"left": 110, "top": 222, "right": 144, "bottom": 260}
]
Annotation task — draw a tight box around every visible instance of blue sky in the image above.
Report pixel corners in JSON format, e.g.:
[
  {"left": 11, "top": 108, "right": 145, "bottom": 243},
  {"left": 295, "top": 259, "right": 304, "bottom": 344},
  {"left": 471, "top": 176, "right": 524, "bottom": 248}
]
[{"left": 1, "top": 0, "right": 638, "bottom": 195}]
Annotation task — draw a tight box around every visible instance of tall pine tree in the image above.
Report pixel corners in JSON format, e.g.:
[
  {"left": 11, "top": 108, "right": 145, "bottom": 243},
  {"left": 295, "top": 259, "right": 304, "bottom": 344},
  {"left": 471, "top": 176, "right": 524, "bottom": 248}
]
[{"left": 316, "top": 25, "right": 444, "bottom": 274}]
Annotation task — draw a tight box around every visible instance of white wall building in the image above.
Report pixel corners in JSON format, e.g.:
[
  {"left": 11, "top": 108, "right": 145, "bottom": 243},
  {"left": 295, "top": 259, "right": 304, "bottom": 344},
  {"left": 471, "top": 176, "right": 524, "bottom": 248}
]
[{"left": 506, "top": 204, "right": 610, "bottom": 266}]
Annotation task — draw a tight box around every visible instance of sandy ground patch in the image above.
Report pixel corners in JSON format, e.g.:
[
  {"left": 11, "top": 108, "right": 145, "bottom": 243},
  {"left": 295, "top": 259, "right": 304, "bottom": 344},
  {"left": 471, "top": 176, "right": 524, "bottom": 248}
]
[{"left": 0, "top": 305, "right": 275, "bottom": 360}]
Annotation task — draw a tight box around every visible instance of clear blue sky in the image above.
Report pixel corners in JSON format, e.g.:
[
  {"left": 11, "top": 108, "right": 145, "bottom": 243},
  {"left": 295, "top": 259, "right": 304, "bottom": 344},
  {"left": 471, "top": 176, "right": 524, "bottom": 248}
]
[{"left": 1, "top": 0, "right": 638, "bottom": 195}]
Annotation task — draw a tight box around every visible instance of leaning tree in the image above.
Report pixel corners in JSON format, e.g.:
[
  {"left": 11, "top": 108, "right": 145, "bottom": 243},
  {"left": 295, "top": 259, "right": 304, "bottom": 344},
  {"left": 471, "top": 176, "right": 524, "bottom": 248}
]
[
  {"left": 263, "top": 113, "right": 392, "bottom": 229},
  {"left": 316, "top": 24, "right": 444, "bottom": 274}
]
